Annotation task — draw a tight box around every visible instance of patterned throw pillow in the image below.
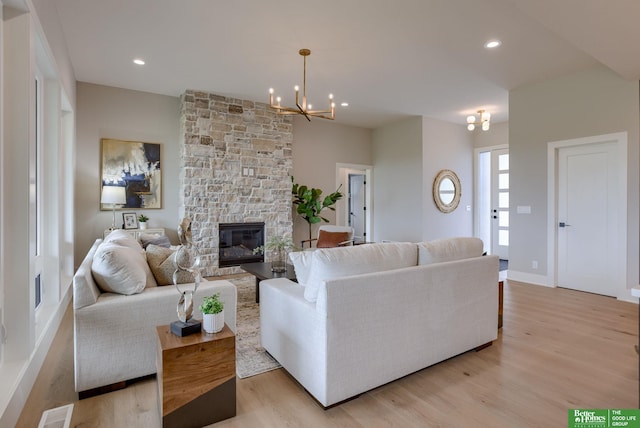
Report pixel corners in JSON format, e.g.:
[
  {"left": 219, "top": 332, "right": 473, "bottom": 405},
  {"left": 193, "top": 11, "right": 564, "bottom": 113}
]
[{"left": 146, "top": 244, "right": 195, "bottom": 286}]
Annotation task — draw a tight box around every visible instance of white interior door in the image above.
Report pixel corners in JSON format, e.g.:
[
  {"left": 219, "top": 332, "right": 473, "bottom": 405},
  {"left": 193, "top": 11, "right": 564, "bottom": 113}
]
[
  {"left": 557, "top": 142, "right": 618, "bottom": 296},
  {"left": 491, "top": 150, "right": 509, "bottom": 259}
]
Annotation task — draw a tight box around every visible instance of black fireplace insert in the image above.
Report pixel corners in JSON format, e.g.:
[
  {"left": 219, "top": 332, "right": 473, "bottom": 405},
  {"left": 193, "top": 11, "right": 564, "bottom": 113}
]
[{"left": 218, "top": 222, "right": 265, "bottom": 267}]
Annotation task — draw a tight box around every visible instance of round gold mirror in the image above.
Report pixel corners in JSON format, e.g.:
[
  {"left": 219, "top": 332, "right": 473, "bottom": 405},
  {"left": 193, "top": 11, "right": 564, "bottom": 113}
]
[{"left": 433, "top": 169, "right": 461, "bottom": 213}]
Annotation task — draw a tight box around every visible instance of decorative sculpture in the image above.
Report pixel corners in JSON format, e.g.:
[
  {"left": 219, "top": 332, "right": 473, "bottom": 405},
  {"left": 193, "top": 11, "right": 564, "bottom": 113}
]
[{"left": 170, "top": 217, "right": 203, "bottom": 336}]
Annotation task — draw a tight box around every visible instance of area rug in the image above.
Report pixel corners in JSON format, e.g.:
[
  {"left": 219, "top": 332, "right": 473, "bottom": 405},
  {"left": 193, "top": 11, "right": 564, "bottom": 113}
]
[{"left": 227, "top": 274, "right": 282, "bottom": 379}]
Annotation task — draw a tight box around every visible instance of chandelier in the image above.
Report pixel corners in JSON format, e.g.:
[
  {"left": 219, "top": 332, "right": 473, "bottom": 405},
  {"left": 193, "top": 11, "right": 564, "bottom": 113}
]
[
  {"left": 466, "top": 109, "right": 491, "bottom": 131},
  {"left": 269, "top": 49, "right": 335, "bottom": 121}
]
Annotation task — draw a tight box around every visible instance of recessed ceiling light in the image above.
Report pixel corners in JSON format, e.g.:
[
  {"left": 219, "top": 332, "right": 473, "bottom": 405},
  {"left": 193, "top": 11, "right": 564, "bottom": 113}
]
[
  {"left": 485, "top": 40, "right": 501, "bottom": 49},
  {"left": 133, "top": 58, "right": 145, "bottom": 65},
  {"left": 341, "top": 102, "right": 349, "bottom": 107}
]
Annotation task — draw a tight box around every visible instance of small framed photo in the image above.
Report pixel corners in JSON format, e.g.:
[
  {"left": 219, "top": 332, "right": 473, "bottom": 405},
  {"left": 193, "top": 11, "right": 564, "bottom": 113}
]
[{"left": 123, "top": 212, "right": 138, "bottom": 230}]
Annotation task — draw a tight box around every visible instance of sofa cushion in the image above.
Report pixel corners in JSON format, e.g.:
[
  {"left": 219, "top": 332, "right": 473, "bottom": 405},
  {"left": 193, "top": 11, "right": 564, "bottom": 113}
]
[
  {"left": 417, "top": 237, "right": 484, "bottom": 265},
  {"left": 103, "top": 229, "right": 142, "bottom": 250},
  {"left": 289, "top": 250, "right": 314, "bottom": 286},
  {"left": 91, "top": 242, "right": 151, "bottom": 295},
  {"left": 146, "top": 244, "right": 195, "bottom": 286},
  {"left": 316, "top": 230, "right": 350, "bottom": 248},
  {"left": 303, "top": 242, "right": 417, "bottom": 302},
  {"left": 138, "top": 233, "right": 171, "bottom": 249}
]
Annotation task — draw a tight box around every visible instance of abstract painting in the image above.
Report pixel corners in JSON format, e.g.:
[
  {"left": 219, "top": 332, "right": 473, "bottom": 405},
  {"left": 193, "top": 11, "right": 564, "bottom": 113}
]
[{"left": 100, "top": 138, "right": 162, "bottom": 209}]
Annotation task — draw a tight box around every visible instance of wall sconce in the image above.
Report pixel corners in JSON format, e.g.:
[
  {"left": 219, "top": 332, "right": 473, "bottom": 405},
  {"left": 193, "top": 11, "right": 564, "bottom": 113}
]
[{"left": 467, "top": 110, "right": 491, "bottom": 131}]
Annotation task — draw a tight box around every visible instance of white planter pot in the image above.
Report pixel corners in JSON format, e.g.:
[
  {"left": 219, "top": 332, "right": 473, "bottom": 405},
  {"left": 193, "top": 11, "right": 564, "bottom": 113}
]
[
  {"left": 202, "top": 310, "right": 224, "bottom": 334},
  {"left": 139, "top": 222, "right": 147, "bottom": 230}
]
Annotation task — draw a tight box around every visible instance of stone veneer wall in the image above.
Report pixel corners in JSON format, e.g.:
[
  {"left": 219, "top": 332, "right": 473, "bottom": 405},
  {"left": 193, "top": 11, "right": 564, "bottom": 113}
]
[{"left": 179, "top": 90, "right": 293, "bottom": 276}]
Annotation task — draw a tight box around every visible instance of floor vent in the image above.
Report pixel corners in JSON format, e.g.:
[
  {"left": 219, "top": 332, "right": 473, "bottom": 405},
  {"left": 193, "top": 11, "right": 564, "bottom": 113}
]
[{"left": 38, "top": 403, "right": 74, "bottom": 428}]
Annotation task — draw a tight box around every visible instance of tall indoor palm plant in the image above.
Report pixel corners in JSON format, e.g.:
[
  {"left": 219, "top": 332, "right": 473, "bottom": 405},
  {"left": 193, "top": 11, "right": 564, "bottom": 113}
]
[{"left": 291, "top": 177, "right": 343, "bottom": 242}]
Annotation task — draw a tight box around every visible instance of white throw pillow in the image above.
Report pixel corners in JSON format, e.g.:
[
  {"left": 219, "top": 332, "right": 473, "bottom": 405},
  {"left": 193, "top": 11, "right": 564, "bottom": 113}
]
[
  {"left": 417, "top": 237, "right": 484, "bottom": 265},
  {"left": 138, "top": 233, "right": 171, "bottom": 249},
  {"left": 103, "top": 229, "right": 142, "bottom": 250},
  {"left": 288, "top": 251, "right": 314, "bottom": 286},
  {"left": 303, "top": 242, "right": 417, "bottom": 302},
  {"left": 91, "top": 242, "right": 150, "bottom": 295}
]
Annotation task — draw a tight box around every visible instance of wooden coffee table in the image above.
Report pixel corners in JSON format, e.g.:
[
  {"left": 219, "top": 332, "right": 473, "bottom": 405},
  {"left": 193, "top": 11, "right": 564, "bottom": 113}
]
[
  {"left": 156, "top": 324, "right": 236, "bottom": 428},
  {"left": 240, "top": 262, "right": 297, "bottom": 303}
]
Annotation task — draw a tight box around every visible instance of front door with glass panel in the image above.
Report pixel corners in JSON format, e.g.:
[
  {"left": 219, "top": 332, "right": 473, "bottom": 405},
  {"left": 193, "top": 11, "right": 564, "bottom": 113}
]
[{"left": 491, "top": 149, "right": 509, "bottom": 259}]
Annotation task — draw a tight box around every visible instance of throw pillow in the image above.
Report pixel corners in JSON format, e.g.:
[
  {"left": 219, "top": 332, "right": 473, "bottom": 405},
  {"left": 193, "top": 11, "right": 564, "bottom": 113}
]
[
  {"left": 103, "top": 229, "right": 142, "bottom": 250},
  {"left": 417, "top": 237, "right": 484, "bottom": 265},
  {"left": 139, "top": 233, "right": 171, "bottom": 249},
  {"left": 288, "top": 250, "right": 314, "bottom": 286},
  {"left": 91, "top": 243, "right": 150, "bottom": 295},
  {"left": 316, "top": 230, "right": 350, "bottom": 248},
  {"left": 303, "top": 242, "right": 417, "bottom": 302},
  {"left": 146, "top": 244, "right": 196, "bottom": 286}
]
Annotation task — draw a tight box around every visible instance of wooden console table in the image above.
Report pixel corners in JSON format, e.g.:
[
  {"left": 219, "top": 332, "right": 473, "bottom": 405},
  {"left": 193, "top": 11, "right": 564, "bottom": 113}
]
[{"left": 156, "top": 324, "right": 236, "bottom": 428}]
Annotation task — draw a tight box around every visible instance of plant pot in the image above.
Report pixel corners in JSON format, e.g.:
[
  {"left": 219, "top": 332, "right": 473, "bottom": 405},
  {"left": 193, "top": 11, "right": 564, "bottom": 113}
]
[
  {"left": 271, "top": 260, "right": 286, "bottom": 273},
  {"left": 139, "top": 222, "right": 147, "bottom": 230},
  {"left": 271, "top": 247, "right": 286, "bottom": 273},
  {"left": 202, "top": 310, "right": 224, "bottom": 334}
]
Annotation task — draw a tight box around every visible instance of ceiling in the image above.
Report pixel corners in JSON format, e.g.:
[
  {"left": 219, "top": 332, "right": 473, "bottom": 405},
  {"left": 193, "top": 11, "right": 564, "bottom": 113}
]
[{"left": 50, "top": 0, "right": 640, "bottom": 129}]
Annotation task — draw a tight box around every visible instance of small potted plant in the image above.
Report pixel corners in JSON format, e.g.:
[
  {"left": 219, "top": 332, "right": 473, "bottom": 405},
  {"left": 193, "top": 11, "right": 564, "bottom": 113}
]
[
  {"left": 138, "top": 214, "right": 149, "bottom": 230},
  {"left": 199, "top": 293, "right": 224, "bottom": 334},
  {"left": 253, "top": 235, "right": 296, "bottom": 273}
]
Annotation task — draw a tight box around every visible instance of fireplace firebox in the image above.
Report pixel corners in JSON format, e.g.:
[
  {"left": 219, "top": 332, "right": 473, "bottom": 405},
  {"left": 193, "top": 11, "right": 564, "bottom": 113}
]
[{"left": 218, "top": 222, "right": 265, "bottom": 267}]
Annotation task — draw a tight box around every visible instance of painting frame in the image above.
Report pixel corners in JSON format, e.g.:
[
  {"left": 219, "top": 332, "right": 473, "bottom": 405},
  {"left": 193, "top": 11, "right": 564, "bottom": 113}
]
[
  {"left": 100, "top": 138, "right": 162, "bottom": 210},
  {"left": 122, "top": 212, "right": 138, "bottom": 230}
]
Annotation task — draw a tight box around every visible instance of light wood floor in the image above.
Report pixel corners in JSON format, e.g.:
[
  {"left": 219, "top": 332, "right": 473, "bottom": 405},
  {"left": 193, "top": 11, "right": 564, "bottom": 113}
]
[{"left": 17, "top": 279, "right": 639, "bottom": 427}]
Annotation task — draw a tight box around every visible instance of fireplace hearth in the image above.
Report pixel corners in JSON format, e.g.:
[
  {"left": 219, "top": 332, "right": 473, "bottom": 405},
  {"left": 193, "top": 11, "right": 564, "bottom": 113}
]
[{"left": 218, "top": 222, "right": 265, "bottom": 267}]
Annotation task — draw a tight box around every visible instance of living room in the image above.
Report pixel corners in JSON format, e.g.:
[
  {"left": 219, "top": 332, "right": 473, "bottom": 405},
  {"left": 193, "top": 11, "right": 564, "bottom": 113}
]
[{"left": 1, "top": 1, "right": 639, "bottom": 426}]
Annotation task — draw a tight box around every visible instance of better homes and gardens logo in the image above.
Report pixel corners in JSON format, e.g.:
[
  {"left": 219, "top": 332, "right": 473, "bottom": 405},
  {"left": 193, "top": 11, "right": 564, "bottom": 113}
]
[{"left": 569, "top": 410, "right": 640, "bottom": 428}]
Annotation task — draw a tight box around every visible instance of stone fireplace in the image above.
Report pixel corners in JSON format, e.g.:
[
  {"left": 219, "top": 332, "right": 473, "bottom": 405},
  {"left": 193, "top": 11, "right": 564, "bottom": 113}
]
[{"left": 178, "top": 90, "right": 293, "bottom": 276}]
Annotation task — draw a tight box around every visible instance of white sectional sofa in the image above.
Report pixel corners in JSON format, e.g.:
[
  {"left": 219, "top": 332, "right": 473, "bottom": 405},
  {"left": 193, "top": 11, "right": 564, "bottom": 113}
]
[
  {"left": 73, "top": 231, "right": 237, "bottom": 396},
  {"left": 260, "top": 238, "right": 498, "bottom": 407}
]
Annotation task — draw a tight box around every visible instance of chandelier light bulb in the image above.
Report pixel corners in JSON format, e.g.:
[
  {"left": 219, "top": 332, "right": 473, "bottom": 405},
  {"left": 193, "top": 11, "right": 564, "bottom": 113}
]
[
  {"left": 481, "top": 111, "right": 491, "bottom": 122},
  {"left": 294, "top": 85, "right": 299, "bottom": 91},
  {"left": 482, "top": 121, "right": 490, "bottom": 131},
  {"left": 308, "top": 104, "right": 312, "bottom": 109},
  {"left": 467, "top": 115, "right": 476, "bottom": 124},
  {"left": 269, "top": 88, "right": 274, "bottom": 94},
  {"left": 467, "top": 124, "right": 475, "bottom": 131}
]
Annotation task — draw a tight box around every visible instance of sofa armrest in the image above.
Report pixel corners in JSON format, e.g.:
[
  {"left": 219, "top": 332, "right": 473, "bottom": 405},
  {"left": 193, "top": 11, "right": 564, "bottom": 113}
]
[{"left": 74, "top": 239, "right": 103, "bottom": 310}]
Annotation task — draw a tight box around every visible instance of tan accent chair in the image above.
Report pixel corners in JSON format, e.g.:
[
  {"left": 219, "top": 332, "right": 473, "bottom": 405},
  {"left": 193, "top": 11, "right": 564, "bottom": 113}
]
[{"left": 301, "top": 225, "right": 354, "bottom": 249}]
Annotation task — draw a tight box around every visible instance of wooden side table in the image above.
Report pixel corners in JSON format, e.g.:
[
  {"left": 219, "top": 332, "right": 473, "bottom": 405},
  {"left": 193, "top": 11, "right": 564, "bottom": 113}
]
[{"left": 156, "top": 324, "right": 236, "bottom": 428}]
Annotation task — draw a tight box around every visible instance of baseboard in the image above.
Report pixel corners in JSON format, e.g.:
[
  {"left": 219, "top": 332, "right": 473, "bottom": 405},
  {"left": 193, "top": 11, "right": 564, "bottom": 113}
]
[
  {"left": 0, "top": 285, "right": 73, "bottom": 428},
  {"left": 506, "top": 270, "right": 554, "bottom": 287}
]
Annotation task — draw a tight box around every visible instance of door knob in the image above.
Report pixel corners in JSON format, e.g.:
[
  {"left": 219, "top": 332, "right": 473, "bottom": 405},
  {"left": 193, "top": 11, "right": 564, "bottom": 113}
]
[{"left": 559, "top": 222, "right": 571, "bottom": 228}]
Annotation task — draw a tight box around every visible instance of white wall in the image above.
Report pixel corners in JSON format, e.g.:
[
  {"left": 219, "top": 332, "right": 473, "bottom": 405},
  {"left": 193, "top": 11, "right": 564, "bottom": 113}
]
[
  {"left": 372, "top": 117, "right": 423, "bottom": 242},
  {"left": 509, "top": 65, "right": 639, "bottom": 292},
  {"left": 422, "top": 117, "right": 474, "bottom": 240},
  {"left": 75, "top": 83, "right": 180, "bottom": 264},
  {"left": 291, "top": 116, "right": 372, "bottom": 246},
  {"left": 474, "top": 121, "right": 509, "bottom": 149}
]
